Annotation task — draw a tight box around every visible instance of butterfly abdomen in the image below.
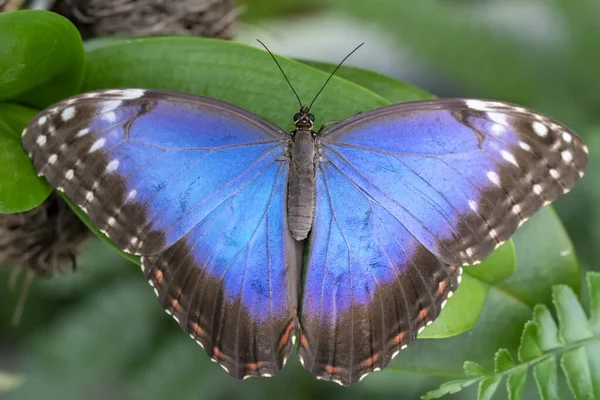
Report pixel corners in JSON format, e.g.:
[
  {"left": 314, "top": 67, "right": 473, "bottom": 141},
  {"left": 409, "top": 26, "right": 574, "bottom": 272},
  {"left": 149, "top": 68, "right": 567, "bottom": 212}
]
[{"left": 288, "top": 129, "right": 316, "bottom": 241}]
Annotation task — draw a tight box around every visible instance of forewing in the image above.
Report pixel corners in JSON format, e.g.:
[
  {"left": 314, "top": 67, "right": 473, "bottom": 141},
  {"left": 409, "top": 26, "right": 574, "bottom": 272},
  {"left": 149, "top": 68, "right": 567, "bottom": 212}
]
[
  {"left": 299, "top": 98, "right": 587, "bottom": 385},
  {"left": 320, "top": 98, "right": 587, "bottom": 266},
  {"left": 22, "top": 89, "right": 300, "bottom": 378}
]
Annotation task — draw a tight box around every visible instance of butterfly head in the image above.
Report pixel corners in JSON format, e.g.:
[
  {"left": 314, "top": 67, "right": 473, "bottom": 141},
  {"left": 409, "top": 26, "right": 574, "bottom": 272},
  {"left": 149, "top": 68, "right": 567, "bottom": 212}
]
[{"left": 293, "top": 106, "right": 315, "bottom": 130}]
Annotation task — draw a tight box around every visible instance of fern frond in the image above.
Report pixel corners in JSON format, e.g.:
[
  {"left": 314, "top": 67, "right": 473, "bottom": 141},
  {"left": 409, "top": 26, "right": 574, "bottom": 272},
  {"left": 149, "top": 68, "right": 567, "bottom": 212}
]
[{"left": 423, "top": 272, "right": 600, "bottom": 400}]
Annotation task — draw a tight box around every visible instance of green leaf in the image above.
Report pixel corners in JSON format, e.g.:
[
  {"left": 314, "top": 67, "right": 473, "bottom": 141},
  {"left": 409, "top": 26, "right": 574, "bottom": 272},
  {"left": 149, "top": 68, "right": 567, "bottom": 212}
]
[
  {"left": 304, "top": 60, "right": 435, "bottom": 103},
  {"left": 506, "top": 366, "right": 527, "bottom": 400},
  {"left": 419, "top": 274, "right": 487, "bottom": 339},
  {"left": 464, "top": 241, "right": 516, "bottom": 285},
  {"left": 0, "top": 102, "right": 52, "bottom": 212},
  {"left": 424, "top": 273, "right": 600, "bottom": 399},
  {"left": 519, "top": 321, "right": 542, "bottom": 362},
  {"left": 500, "top": 207, "right": 580, "bottom": 306},
  {"left": 478, "top": 376, "right": 502, "bottom": 400},
  {"left": 494, "top": 349, "right": 515, "bottom": 372},
  {"left": 421, "top": 378, "right": 480, "bottom": 399},
  {"left": 533, "top": 304, "right": 563, "bottom": 351},
  {"left": 534, "top": 358, "right": 559, "bottom": 400},
  {"left": 0, "top": 371, "right": 22, "bottom": 393},
  {"left": 0, "top": 10, "right": 85, "bottom": 108},
  {"left": 554, "top": 285, "right": 593, "bottom": 342},
  {"left": 464, "top": 361, "right": 487, "bottom": 377},
  {"left": 83, "top": 37, "right": 388, "bottom": 131},
  {"left": 588, "top": 273, "right": 600, "bottom": 332}
]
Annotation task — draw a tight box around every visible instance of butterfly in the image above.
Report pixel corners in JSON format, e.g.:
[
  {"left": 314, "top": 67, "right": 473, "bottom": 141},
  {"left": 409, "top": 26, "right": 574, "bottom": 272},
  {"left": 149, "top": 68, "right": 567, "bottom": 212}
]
[{"left": 21, "top": 77, "right": 587, "bottom": 386}]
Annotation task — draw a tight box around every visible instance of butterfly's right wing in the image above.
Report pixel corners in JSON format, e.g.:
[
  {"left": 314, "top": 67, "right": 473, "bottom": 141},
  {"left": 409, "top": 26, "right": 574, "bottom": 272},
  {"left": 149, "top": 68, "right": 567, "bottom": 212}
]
[{"left": 22, "top": 89, "right": 301, "bottom": 379}]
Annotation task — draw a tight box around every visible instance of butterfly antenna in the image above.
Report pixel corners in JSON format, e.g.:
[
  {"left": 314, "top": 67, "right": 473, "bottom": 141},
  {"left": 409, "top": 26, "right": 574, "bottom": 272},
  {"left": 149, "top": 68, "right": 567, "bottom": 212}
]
[
  {"left": 307, "top": 43, "right": 365, "bottom": 112},
  {"left": 257, "top": 40, "right": 303, "bottom": 109}
]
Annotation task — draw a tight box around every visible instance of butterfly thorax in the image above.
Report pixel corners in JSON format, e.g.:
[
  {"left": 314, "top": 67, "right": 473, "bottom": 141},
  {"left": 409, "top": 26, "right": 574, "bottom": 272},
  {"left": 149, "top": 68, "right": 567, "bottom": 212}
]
[{"left": 287, "top": 110, "right": 317, "bottom": 241}]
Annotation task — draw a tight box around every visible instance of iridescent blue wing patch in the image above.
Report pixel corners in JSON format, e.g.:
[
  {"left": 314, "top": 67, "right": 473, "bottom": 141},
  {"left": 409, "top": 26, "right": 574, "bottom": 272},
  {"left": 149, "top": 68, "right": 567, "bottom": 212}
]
[
  {"left": 298, "top": 99, "right": 588, "bottom": 385},
  {"left": 22, "top": 89, "right": 300, "bottom": 379}
]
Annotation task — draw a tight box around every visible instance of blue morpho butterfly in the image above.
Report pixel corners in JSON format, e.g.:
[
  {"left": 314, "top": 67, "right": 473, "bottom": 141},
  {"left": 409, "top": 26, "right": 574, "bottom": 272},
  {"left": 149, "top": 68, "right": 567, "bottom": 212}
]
[{"left": 21, "top": 44, "right": 588, "bottom": 386}]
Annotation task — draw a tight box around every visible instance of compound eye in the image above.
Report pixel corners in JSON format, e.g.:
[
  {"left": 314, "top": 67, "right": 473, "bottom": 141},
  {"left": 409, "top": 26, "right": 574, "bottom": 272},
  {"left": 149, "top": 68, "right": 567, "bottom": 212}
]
[
  {"left": 308, "top": 113, "right": 315, "bottom": 122},
  {"left": 293, "top": 113, "right": 301, "bottom": 121}
]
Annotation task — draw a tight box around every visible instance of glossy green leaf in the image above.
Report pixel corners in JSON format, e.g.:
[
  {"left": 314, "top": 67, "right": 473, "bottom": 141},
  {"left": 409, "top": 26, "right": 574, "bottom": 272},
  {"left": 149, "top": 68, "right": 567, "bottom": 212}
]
[
  {"left": 304, "top": 60, "right": 434, "bottom": 103},
  {"left": 0, "top": 10, "right": 85, "bottom": 107},
  {"left": 0, "top": 102, "right": 52, "bottom": 212},
  {"left": 534, "top": 358, "right": 559, "bottom": 400},
  {"left": 500, "top": 207, "right": 580, "bottom": 306},
  {"left": 419, "top": 274, "right": 487, "bottom": 339}
]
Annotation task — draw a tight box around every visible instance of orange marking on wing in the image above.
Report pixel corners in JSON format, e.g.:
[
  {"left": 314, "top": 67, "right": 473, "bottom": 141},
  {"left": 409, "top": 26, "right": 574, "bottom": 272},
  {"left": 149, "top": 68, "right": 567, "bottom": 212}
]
[
  {"left": 323, "top": 365, "right": 342, "bottom": 374},
  {"left": 300, "top": 331, "right": 309, "bottom": 348},
  {"left": 191, "top": 322, "right": 205, "bottom": 337},
  {"left": 213, "top": 347, "right": 224, "bottom": 359},
  {"left": 170, "top": 298, "right": 179, "bottom": 310},
  {"left": 361, "top": 353, "right": 381, "bottom": 368},
  {"left": 279, "top": 320, "right": 295, "bottom": 349},
  {"left": 154, "top": 269, "right": 164, "bottom": 285},
  {"left": 246, "top": 362, "right": 263, "bottom": 371},
  {"left": 146, "top": 256, "right": 154, "bottom": 261},
  {"left": 418, "top": 308, "right": 428, "bottom": 320},
  {"left": 392, "top": 331, "right": 405, "bottom": 345},
  {"left": 449, "top": 265, "right": 457, "bottom": 272},
  {"left": 437, "top": 280, "right": 448, "bottom": 295}
]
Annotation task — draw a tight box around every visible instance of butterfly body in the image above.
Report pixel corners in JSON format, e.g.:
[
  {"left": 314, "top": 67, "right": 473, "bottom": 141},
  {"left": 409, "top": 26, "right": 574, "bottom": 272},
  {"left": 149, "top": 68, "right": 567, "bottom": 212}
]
[
  {"left": 21, "top": 88, "right": 587, "bottom": 386},
  {"left": 288, "top": 107, "right": 317, "bottom": 241}
]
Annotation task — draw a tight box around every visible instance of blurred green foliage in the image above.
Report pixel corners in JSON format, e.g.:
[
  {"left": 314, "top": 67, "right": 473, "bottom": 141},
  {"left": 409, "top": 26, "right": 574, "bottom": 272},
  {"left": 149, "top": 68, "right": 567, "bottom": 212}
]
[{"left": 1, "top": 1, "right": 598, "bottom": 399}]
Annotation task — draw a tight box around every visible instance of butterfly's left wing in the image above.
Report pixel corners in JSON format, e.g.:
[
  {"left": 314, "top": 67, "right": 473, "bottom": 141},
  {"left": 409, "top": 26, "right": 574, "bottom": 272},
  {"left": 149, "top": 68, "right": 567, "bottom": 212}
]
[
  {"left": 22, "top": 89, "right": 301, "bottom": 379},
  {"left": 299, "top": 99, "right": 587, "bottom": 385}
]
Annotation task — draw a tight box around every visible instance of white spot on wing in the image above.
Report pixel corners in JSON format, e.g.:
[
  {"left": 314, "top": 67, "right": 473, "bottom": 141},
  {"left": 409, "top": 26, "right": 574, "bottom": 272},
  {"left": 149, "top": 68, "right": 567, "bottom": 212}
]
[
  {"left": 512, "top": 204, "right": 521, "bottom": 214},
  {"left": 519, "top": 141, "right": 532, "bottom": 151},
  {"left": 76, "top": 128, "right": 90, "bottom": 138},
  {"left": 562, "top": 131, "right": 572, "bottom": 143},
  {"left": 85, "top": 191, "right": 94, "bottom": 202},
  {"left": 468, "top": 200, "right": 478, "bottom": 212},
  {"left": 500, "top": 150, "right": 518, "bottom": 166},
  {"left": 533, "top": 184, "right": 543, "bottom": 195},
  {"left": 36, "top": 135, "right": 47, "bottom": 146},
  {"left": 561, "top": 150, "right": 573, "bottom": 163},
  {"left": 549, "top": 169, "right": 560, "bottom": 179},
  {"left": 106, "top": 159, "right": 120, "bottom": 173},
  {"left": 104, "top": 111, "right": 117, "bottom": 122},
  {"left": 38, "top": 116, "right": 47, "bottom": 126},
  {"left": 101, "top": 100, "right": 122, "bottom": 113},
  {"left": 48, "top": 154, "right": 57, "bottom": 164},
  {"left": 107, "top": 217, "right": 116, "bottom": 226},
  {"left": 89, "top": 138, "right": 106, "bottom": 153},
  {"left": 486, "top": 171, "right": 501, "bottom": 186},
  {"left": 487, "top": 112, "right": 509, "bottom": 125},
  {"left": 532, "top": 121, "right": 548, "bottom": 137},
  {"left": 61, "top": 106, "right": 76, "bottom": 121},
  {"left": 65, "top": 169, "right": 74, "bottom": 180},
  {"left": 465, "top": 99, "right": 489, "bottom": 111},
  {"left": 126, "top": 189, "right": 137, "bottom": 201}
]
